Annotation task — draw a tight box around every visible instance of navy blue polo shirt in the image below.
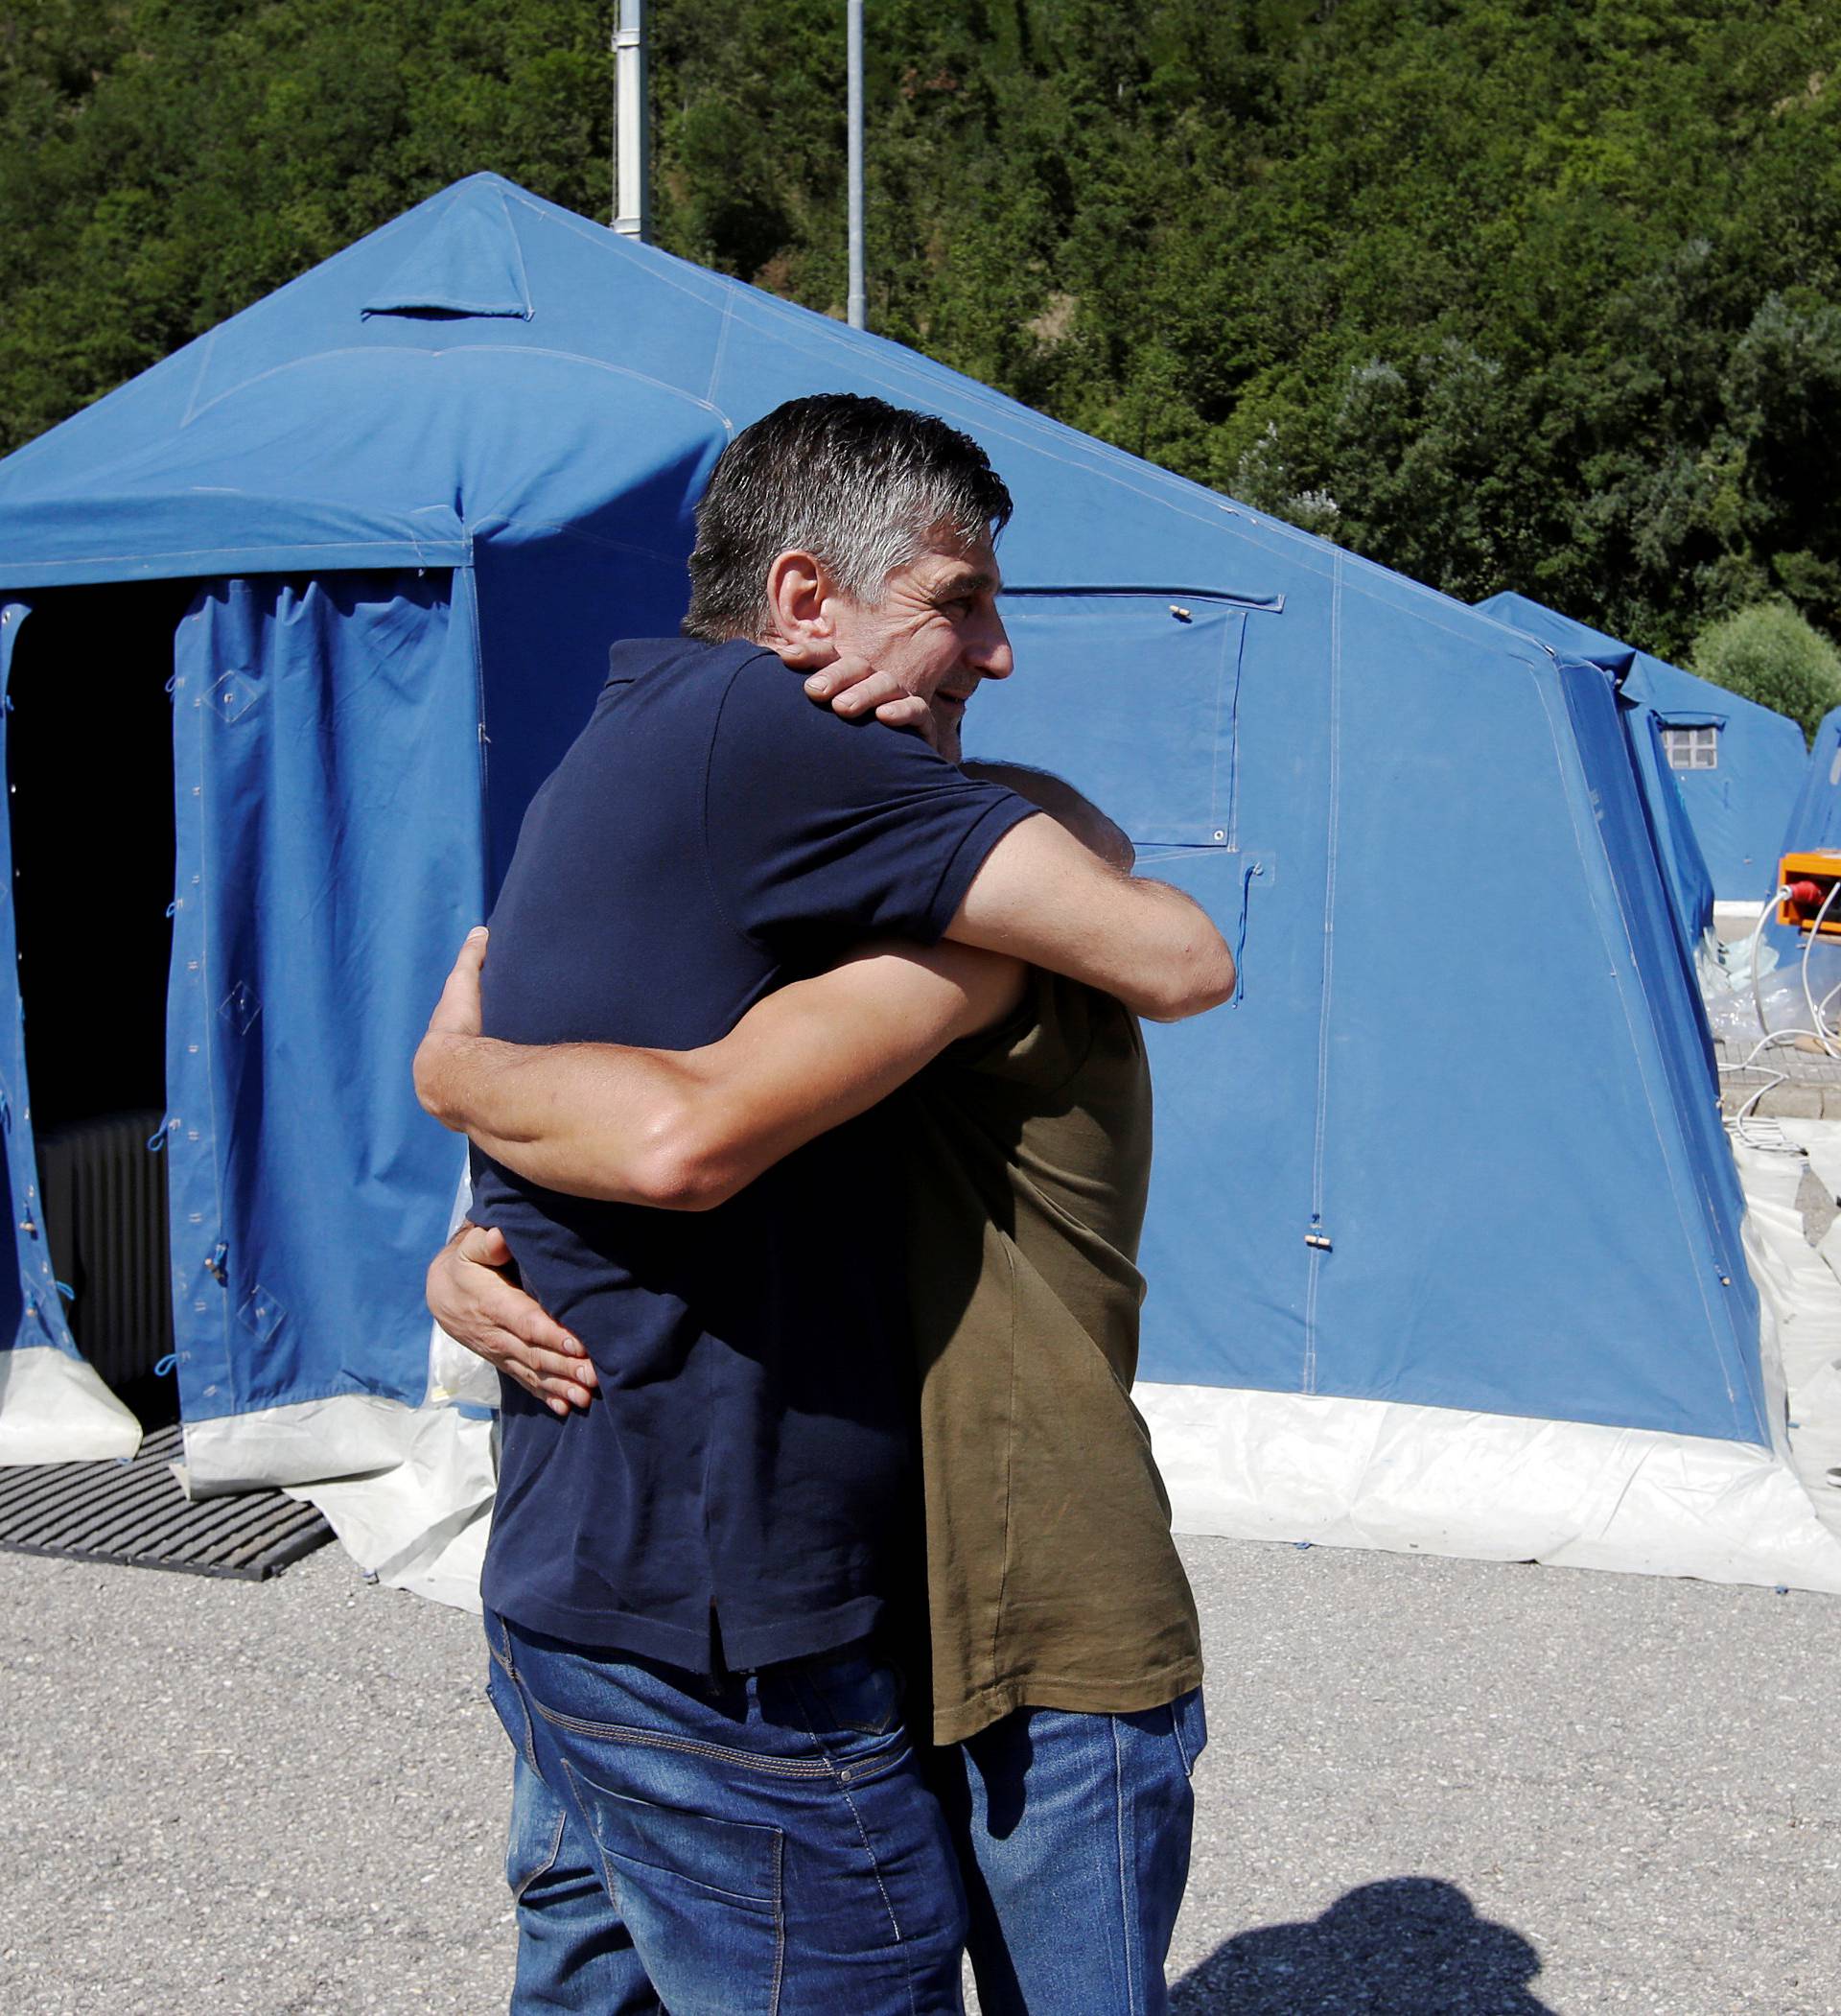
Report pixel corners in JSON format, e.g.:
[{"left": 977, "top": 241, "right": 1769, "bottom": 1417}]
[{"left": 471, "top": 636, "right": 1037, "bottom": 1673}]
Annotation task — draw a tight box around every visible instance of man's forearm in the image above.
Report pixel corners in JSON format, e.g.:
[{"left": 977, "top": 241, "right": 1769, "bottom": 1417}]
[
  {"left": 946, "top": 813, "right": 1235, "bottom": 1020},
  {"left": 415, "top": 1034, "right": 707, "bottom": 1205},
  {"left": 414, "top": 939, "right": 1022, "bottom": 1210}
]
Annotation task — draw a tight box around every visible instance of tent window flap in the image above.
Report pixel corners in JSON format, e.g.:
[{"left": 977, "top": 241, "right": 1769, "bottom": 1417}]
[{"left": 976, "top": 590, "right": 1273, "bottom": 848}]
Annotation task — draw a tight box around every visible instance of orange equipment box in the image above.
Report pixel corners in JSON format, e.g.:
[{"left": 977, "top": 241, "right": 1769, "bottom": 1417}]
[{"left": 1777, "top": 852, "right": 1841, "bottom": 934}]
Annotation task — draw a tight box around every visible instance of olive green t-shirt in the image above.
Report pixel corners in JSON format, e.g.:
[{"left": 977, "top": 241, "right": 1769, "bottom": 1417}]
[{"left": 898, "top": 967, "right": 1203, "bottom": 1746}]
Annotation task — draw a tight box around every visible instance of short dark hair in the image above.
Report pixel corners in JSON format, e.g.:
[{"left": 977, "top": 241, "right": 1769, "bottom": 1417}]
[{"left": 682, "top": 394, "right": 1014, "bottom": 644}]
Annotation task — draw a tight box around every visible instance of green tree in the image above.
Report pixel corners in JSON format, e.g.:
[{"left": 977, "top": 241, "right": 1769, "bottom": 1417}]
[
  {"left": 1692, "top": 601, "right": 1841, "bottom": 742},
  {"left": 1, "top": 0, "right": 1839, "bottom": 687}
]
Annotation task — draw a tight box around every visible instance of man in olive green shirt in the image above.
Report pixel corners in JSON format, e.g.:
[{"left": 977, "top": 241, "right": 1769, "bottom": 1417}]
[
  {"left": 902, "top": 960, "right": 1202, "bottom": 1749},
  {"left": 420, "top": 763, "right": 1209, "bottom": 2012}
]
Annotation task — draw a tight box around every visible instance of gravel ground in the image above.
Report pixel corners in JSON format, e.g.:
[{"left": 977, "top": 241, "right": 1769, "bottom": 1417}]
[{"left": 3, "top": 1533, "right": 1837, "bottom": 2015}]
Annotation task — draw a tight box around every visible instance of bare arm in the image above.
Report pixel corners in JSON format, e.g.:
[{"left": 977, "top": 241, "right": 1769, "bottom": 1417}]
[
  {"left": 415, "top": 931, "right": 1025, "bottom": 1210},
  {"left": 944, "top": 816, "right": 1233, "bottom": 1021}
]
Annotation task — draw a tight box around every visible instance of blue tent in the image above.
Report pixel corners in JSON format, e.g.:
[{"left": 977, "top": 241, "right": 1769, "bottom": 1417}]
[
  {"left": 1749, "top": 704, "right": 1841, "bottom": 975},
  {"left": 1, "top": 176, "right": 1835, "bottom": 1590},
  {"left": 1475, "top": 592, "right": 1806, "bottom": 911},
  {"left": 1777, "top": 705, "right": 1841, "bottom": 860}
]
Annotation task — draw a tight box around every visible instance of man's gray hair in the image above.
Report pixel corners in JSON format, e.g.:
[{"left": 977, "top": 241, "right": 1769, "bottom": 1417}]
[{"left": 682, "top": 394, "right": 1014, "bottom": 644}]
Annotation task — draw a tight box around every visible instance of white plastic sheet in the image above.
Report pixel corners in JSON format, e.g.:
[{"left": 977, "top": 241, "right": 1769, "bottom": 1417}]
[
  {"left": 0, "top": 1346, "right": 140, "bottom": 1466},
  {"left": 285, "top": 1404, "right": 494, "bottom": 1609}
]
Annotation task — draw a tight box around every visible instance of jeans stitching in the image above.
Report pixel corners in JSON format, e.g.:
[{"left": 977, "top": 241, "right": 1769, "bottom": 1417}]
[
  {"left": 557, "top": 1759, "right": 778, "bottom": 1907},
  {"left": 559, "top": 1762, "right": 633, "bottom": 1936},
  {"left": 509, "top": 1800, "right": 568, "bottom": 1905},
  {"left": 1112, "top": 1714, "right": 1141, "bottom": 2015},
  {"left": 486, "top": 1636, "right": 543, "bottom": 1777},
  {"left": 561, "top": 1757, "right": 788, "bottom": 2015},
  {"left": 531, "top": 1698, "right": 836, "bottom": 1778},
  {"left": 842, "top": 1776, "right": 920, "bottom": 2016},
  {"left": 1171, "top": 1695, "right": 1196, "bottom": 1780},
  {"left": 766, "top": 1830, "right": 785, "bottom": 2016},
  {"left": 786, "top": 1675, "right": 919, "bottom": 2016}
]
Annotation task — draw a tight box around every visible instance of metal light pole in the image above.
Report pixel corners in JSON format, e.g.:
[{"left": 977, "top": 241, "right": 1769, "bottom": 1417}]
[
  {"left": 612, "top": 0, "right": 650, "bottom": 239},
  {"left": 847, "top": 0, "right": 866, "bottom": 328}
]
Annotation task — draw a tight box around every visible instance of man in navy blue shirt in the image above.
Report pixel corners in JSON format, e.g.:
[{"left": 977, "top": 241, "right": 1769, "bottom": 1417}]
[{"left": 451, "top": 396, "right": 1232, "bottom": 2014}]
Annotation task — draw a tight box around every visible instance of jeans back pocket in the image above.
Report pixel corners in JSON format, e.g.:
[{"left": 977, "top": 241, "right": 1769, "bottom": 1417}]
[{"left": 562, "top": 1760, "right": 786, "bottom": 2016}]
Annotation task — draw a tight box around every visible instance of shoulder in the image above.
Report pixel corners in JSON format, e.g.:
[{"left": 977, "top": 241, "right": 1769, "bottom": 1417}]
[
  {"left": 708, "top": 644, "right": 820, "bottom": 736},
  {"left": 603, "top": 633, "right": 769, "bottom": 698},
  {"left": 710, "top": 649, "right": 957, "bottom": 785}
]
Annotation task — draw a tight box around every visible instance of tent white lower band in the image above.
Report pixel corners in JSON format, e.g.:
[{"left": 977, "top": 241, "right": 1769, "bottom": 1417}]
[
  {"left": 0, "top": 1346, "right": 142, "bottom": 1466},
  {"left": 1139, "top": 1381, "right": 1841, "bottom": 1595},
  {"left": 179, "top": 1391, "right": 494, "bottom": 1609},
  {"left": 180, "top": 1391, "right": 421, "bottom": 1494}
]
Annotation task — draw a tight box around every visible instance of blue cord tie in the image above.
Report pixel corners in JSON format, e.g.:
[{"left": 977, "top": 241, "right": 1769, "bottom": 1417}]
[
  {"left": 153, "top": 1353, "right": 177, "bottom": 1378},
  {"left": 54, "top": 1278, "right": 74, "bottom": 1301}
]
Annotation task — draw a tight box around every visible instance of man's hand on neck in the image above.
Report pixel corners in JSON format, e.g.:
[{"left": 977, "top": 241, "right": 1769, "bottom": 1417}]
[{"left": 759, "top": 637, "right": 940, "bottom": 741}]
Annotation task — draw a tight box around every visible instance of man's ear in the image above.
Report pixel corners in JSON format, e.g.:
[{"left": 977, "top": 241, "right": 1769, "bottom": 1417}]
[{"left": 764, "top": 549, "right": 838, "bottom": 668}]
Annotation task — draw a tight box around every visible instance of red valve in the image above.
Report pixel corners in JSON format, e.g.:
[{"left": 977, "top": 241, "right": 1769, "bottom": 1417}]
[{"left": 1791, "top": 880, "right": 1826, "bottom": 907}]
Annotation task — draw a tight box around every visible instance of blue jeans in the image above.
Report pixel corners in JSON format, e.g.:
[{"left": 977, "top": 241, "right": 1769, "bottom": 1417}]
[
  {"left": 937, "top": 1692, "right": 1206, "bottom": 2016},
  {"left": 484, "top": 1608, "right": 968, "bottom": 2015}
]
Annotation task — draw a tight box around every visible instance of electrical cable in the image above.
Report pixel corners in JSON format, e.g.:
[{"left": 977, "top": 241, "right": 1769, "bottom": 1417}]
[
  {"left": 1717, "top": 1027, "right": 1830, "bottom": 1156},
  {"left": 1718, "top": 1029, "right": 1828, "bottom": 1072},
  {"left": 1719, "top": 887, "right": 1841, "bottom": 1150},
  {"left": 1802, "top": 879, "right": 1841, "bottom": 1056},
  {"left": 1750, "top": 888, "right": 1789, "bottom": 1039}
]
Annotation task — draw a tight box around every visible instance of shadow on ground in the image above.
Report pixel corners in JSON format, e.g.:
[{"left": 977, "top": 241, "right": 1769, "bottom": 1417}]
[{"left": 1172, "top": 1876, "right": 1553, "bottom": 2014}]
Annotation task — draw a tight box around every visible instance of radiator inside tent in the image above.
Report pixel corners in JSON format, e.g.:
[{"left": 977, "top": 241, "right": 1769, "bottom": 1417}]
[{"left": 8, "top": 583, "right": 186, "bottom": 1427}]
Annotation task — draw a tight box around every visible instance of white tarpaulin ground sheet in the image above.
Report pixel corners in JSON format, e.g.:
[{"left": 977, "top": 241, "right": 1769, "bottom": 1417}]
[
  {"left": 1141, "top": 1123, "right": 1841, "bottom": 1595},
  {"left": 172, "top": 1380, "right": 495, "bottom": 1609},
  {"left": 0, "top": 1345, "right": 141, "bottom": 1466},
  {"left": 281, "top": 1403, "right": 493, "bottom": 1612},
  {"left": 177, "top": 1164, "right": 497, "bottom": 1610}
]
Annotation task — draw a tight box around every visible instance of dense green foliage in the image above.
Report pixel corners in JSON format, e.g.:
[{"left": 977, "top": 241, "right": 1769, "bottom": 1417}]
[
  {"left": 4, "top": 0, "right": 1839, "bottom": 679},
  {"left": 1692, "top": 601, "right": 1841, "bottom": 738}
]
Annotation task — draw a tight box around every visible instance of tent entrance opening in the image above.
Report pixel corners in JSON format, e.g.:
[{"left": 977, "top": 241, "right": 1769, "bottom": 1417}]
[{"left": 9, "top": 583, "right": 188, "bottom": 1430}]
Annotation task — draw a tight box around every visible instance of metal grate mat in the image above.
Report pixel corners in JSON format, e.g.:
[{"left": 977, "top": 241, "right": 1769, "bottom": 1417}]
[{"left": 0, "top": 1423, "right": 333, "bottom": 1580}]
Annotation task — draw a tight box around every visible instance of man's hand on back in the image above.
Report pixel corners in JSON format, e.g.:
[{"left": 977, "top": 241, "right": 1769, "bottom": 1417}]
[{"left": 427, "top": 1221, "right": 597, "bottom": 1418}]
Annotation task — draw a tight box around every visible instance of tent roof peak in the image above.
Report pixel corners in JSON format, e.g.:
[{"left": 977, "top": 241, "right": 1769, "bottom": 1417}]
[{"left": 361, "top": 177, "right": 533, "bottom": 323}]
